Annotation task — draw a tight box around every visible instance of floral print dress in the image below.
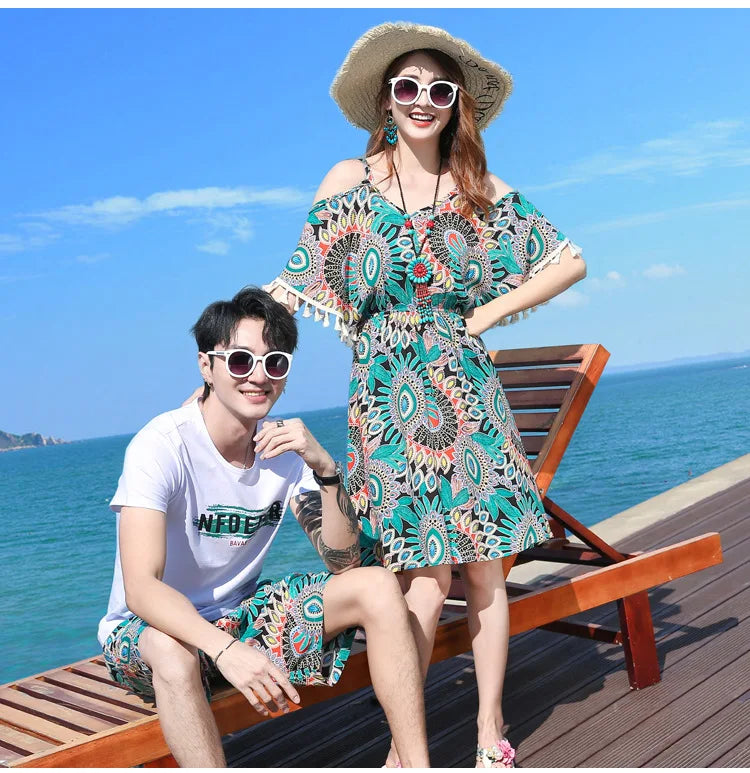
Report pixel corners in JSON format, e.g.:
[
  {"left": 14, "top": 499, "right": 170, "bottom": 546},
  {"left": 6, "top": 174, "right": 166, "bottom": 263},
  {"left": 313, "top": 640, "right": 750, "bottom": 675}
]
[{"left": 265, "top": 161, "right": 582, "bottom": 571}]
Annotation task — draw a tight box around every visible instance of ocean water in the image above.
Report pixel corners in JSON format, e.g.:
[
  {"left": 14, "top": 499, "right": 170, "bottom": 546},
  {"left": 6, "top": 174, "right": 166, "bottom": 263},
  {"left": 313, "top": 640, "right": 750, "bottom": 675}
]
[{"left": 1, "top": 357, "right": 748, "bottom": 684}]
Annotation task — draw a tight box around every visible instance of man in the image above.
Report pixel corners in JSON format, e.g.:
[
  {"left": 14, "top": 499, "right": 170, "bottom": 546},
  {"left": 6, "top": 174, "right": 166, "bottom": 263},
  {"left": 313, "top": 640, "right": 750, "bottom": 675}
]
[{"left": 98, "top": 286, "right": 429, "bottom": 767}]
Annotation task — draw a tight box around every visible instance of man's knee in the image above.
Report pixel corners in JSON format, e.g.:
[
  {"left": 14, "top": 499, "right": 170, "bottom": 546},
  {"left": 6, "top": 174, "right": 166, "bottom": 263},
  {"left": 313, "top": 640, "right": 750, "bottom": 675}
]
[
  {"left": 141, "top": 628, "right": 201, "bottom": 686},
  {"left": 348, "top": 567, "right": 406, "bottom": 622}
]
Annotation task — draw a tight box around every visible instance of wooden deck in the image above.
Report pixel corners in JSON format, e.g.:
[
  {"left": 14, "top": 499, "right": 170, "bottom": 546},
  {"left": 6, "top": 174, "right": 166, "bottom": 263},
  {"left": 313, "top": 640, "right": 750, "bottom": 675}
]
[{"left": 223, "top": 477, "right": 750, "bottom": 768}]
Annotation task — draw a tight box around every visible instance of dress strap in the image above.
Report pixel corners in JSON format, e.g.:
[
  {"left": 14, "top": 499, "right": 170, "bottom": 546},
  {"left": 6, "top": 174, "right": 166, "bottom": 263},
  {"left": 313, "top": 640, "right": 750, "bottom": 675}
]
[{"left": 359, "top": 156, "right": 373, "bottom": 183}]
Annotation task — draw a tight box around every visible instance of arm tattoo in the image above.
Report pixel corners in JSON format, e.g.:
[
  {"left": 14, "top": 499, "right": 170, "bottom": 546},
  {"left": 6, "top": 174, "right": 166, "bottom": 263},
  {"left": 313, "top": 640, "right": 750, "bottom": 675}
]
[
  {"left": 336, "top": 484, "right": 360, "bottom": 538},
  {"left": 294, "top": 490, "right": 360, "bottom": 572}
]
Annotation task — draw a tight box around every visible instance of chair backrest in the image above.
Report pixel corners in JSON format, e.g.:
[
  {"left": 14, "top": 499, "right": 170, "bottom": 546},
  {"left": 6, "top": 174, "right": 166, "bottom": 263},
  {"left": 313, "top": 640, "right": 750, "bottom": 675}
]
[{"left": 490, "top": 344, "right": 610, "bottom": 497}]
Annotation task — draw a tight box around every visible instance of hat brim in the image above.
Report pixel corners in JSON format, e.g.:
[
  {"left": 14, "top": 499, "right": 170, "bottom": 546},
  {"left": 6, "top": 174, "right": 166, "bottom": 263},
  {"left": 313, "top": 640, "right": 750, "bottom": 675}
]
[{"left": 330, "top": 22, "right": 513, "bottom": 133}]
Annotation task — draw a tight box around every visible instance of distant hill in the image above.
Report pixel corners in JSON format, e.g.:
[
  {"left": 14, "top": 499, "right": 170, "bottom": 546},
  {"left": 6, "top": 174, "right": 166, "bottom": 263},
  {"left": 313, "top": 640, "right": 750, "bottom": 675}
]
[
  {"left": 607, "top": 350, "right": 750, "bottom": 374},
  {"left": 0, "top": 430, "right": 66, "bottom": 452}
]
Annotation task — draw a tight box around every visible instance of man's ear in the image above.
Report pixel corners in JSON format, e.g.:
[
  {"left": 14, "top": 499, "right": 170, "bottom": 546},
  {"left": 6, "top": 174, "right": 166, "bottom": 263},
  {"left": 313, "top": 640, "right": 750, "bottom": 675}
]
[{"left": 198, "top": 352, "right": 212, "bottom": 385}]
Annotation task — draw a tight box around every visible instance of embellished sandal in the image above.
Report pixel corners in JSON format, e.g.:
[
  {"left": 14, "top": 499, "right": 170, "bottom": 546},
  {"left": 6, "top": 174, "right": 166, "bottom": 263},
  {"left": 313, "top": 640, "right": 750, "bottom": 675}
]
[{"left": 476, "top": 738, "right": 516, "bottom": 768}]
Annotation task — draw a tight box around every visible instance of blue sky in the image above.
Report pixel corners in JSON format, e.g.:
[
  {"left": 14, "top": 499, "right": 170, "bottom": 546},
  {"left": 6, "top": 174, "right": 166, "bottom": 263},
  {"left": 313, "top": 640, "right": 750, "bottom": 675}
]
[{"left": 1, "top": 8, "right": 748, "bottom": 441}]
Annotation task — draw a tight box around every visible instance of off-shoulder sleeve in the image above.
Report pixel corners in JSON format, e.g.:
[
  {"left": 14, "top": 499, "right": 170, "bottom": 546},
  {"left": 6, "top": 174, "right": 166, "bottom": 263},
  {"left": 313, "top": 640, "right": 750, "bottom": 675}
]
[
  {"left": 469, "top": 192, "right": 583, "bottom": 326},
  {"left": 264, "top": 198, "right": 360, "bottom": 346}
]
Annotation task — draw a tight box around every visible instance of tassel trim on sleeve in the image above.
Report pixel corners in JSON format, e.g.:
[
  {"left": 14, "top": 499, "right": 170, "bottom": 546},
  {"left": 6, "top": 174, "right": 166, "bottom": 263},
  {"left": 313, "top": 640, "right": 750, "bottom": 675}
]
[
  {"left": 495, "top": 239, "right": 584, "bottom": 328},
  {"left": 262, "top": 277, "right": 358, "bottom": 347}
]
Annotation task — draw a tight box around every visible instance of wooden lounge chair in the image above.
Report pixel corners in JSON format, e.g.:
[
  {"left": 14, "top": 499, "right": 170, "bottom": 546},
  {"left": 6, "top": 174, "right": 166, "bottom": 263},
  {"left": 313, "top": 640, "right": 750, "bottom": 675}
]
[{"left": 0, "top": 344, "right": 722, "bottom": 768}]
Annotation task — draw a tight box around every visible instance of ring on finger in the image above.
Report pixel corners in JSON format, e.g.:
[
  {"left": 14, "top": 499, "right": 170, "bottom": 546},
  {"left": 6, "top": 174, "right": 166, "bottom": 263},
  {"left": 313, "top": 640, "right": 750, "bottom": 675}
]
[{"left": 276, "top": 419, "right": 285, "bottom": 427}]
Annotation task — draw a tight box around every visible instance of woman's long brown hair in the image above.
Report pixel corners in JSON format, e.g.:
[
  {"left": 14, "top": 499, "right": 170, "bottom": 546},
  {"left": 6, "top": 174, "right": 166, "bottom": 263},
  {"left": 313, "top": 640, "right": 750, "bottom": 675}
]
[{"left": 365, "top": 48, "right": 494, "bottom": 216}]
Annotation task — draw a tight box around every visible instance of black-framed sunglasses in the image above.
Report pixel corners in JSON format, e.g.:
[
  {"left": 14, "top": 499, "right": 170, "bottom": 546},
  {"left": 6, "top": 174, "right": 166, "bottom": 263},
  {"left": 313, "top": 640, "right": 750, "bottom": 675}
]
[
  {"left": 207, "top": 349, "right": 293, "bottom": 380},
  {"left": 389, "top": 76, "right": 458, "bottom": 109}
]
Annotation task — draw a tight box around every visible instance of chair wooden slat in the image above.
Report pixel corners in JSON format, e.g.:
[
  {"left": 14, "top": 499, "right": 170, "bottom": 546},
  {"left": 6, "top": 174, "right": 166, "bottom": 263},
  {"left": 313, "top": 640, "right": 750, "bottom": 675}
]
[
  {"left": 38, "top": 673, "right": 155, "bottom": 714},
  {"left": 0, "top": 690, "right": 117, "bottom": 734},
  {"left": 491, "top": 344, "right": 590, "bottom": 367},
  {"left": 16, "top": 682, "right": 142, "bottom": 723},
  {"left": 505, "top": 389, "right": 567, "bottom": 410},
  {"left": 0, "top": 702, "right": 89, "bottom": 745},
  {"left": 0, "top": 726, "right": 57, "bottom": 757},
  {"left": 521, "top": 435, "right": 548, "bottom": 456},
  {"left": 498, "top": 367, "right": 579, "bottom": 388},
  {"left": 513, "top": 412, "right": 557, "bottom": 431},
  {"left": 65, "top": 661, "right": 112, "bottom": 682},
  {"left": 0, "top": 745, "right": 27, "bottom": 766}
]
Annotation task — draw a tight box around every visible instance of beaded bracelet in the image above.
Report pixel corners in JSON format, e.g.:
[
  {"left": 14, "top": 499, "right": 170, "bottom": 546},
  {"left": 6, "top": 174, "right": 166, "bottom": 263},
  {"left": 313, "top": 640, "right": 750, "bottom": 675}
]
[{"left": 214, "top": 637, "right": 239, "bottom": 666}]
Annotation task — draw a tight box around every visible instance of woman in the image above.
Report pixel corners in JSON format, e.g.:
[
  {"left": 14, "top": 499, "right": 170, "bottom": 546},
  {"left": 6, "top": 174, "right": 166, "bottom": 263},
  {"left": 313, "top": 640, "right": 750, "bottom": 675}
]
[{"left": 265, "top": 22, "right": 586, "bottom": 767}]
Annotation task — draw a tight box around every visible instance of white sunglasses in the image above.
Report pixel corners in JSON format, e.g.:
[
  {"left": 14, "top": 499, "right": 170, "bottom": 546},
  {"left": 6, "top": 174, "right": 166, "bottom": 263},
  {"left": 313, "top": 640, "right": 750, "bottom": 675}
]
[
  {"left": 207, "top": 349, "right": 293, "bottom": 379},
  {"left": 389, "top": 76, "right": 458, "bottom": 109}
]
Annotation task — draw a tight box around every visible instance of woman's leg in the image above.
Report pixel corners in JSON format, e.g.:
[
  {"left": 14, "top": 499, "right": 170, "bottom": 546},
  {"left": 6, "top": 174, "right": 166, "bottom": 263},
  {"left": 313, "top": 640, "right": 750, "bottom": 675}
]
[{"left": 458, "top": 558, "right": 512, "bottom": 765}]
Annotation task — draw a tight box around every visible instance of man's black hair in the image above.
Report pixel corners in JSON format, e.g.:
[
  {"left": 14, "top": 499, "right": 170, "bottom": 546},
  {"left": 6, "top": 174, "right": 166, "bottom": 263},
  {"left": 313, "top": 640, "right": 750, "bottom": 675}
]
[{"left": 191, "top": 285, "right": 298, "bottom": 400}]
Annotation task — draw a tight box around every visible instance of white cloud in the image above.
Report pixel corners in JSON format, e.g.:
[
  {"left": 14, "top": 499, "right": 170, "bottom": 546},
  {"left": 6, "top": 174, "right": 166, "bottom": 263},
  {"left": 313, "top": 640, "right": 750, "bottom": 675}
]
[
  {"left": 35, "top": 185, "right": 309, "bottom": 227},
  {"left": 643, "top": 263, "right": 686, "bottom": 279},
  {"left": 197, "top": 240, "right": 230, "bottom": 256},
  {"left": 551, "top": 288, "right": 589, "bottom": 308},
  {"left": 527, "top": 120, "right": 750, "bottom": 192},
  {"left": 0, "top": 226, "right": 59, "bottom": 254},
  {"left": 204, "top": 212, "right": 254, "bottom": 242},
  {"left": 587, "top": 271, "right": 625, "bottom": 291}
]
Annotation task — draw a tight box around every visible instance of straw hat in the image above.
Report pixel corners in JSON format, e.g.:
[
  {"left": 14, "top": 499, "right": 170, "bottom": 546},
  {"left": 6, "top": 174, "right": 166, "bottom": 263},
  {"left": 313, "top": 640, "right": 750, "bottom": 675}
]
[{"left": 330, "top": 22, "right": 513, "bottom": 133}]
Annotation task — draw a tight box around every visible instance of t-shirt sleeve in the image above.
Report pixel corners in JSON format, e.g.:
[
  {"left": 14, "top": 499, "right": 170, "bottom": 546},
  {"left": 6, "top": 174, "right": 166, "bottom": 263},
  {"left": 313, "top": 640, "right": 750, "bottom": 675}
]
[
  {"left": 264, "top": 197, "right": 360, "bottom": 346},
  {"left": 469, "top": 192, "right": 583, "bottom": 326},
  {"left": 109, "top": 428, "right": 181, "bottom": 514},
  {"left": 288, "top": 460, "right": 321, "bottom": 501}
]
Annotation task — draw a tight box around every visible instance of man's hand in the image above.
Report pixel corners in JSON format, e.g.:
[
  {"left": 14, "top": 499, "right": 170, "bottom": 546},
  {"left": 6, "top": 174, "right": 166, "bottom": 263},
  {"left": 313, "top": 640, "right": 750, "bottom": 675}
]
[
  {"left": 215, "top": 639, "right": 300, "bottom": 716},
  {"left": 254, "top": 418, "right": 334, "bottom": 477}
]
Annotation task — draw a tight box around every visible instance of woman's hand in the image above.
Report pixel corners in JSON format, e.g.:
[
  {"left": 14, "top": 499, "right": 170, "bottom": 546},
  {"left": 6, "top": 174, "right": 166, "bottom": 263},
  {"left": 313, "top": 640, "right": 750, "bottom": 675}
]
[
  {"left": 464, "top": 307, "right": 484, "bottom": 338},
  {"left": 464, "top": 246, "right": 587, "bottom": 336},
  {"left": 254, "top": 418, "right": 335, "bottom": 478},
  {"left": 181, "top": 386, "right": 203, "bottom": 407},
  {"left": 215, "top": 638, "right": 300, "bottom": 716}
]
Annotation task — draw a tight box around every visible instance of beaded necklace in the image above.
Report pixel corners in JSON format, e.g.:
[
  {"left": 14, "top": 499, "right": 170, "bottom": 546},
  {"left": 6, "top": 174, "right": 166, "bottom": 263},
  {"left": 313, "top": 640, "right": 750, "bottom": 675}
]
[{"left": 393, "top": 160, "right": 443, "bottom": 325}]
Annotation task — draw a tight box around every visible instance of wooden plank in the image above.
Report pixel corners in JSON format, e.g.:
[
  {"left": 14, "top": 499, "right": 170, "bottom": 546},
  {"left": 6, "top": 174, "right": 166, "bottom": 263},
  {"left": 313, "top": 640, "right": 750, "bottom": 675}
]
[
  {"left": 0, "top": 727, "right": 56, "bottom": 757},
  {"left": 510, "top": 529, "right": 749, "bottom": 732},
  {"left": 0, "top": 690, "right": 116, "bottom": 734},
  {"left": 507, "top": 533, "right": 721, "bottom": 636},
  {"left": 543, "top": 496, "right": 627, "bottom": 563},
  {"left": 516, "top": 557, "right": 750, "bottom": 765},
  {"left": 505, "top": 389, "right": 567, "bottom": 410},
  {"left": 65, "top": 662, "right": 114, "bottom": 683},
  {"left": 226, "top": 656, "right": 475, "bottom": 767},
  {"left": 0, "top": 745, "right": 26, "bottom": 765},
  {"left": 712, "top": 739, "right": 750, "bottom": 767},
  {"left": 579, "top": 648, "right": 750, "bottom": 767},
  {"left": 15, "top": 682, "right": 142, "bottom": 723},
  {"left": 498, "top": 367, "right": 579, "bottom": 388},
  {"left": 0, "top": 703, "right": 89, "bottom": 745},
  {"left": 532, "top": 344, "right": 609, "bottom": 492},
  {"left": 646, "top": 698, "right": 750, "bottom": 766},
  {"left": 13, "top": 651, "right": 376, "bottom": 767},
  {"left": 520, "top": 435, "right": 547, "bottom": 456},
  {"left": 38, "top": 673, "right": 154, "bottom": 714},
  {"left": 512, "top": 411, "right": 558, "bottom": 431},
  {"left": 10, "top": 714, "right": 165, "bottom": 768},
  {"left": 491, "top": 344, "right": 591, "bottom": 367}
]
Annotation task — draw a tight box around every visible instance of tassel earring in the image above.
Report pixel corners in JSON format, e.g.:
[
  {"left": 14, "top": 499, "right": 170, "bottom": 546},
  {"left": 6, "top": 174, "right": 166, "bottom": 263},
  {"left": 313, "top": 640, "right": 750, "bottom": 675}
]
[{"left": 383, "top": 112, "right": 398, "bottom": 145}]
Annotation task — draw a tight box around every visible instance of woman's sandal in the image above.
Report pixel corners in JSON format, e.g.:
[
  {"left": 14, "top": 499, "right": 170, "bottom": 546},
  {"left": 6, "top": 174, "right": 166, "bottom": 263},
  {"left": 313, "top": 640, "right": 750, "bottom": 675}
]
[{"left": 476, "top": 738, "right": 516, "bottom": 768}]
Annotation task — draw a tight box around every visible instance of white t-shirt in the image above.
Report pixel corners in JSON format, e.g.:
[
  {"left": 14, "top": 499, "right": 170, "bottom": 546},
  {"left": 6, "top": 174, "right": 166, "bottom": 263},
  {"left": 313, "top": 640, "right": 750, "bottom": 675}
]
[{"left": 97, "top": 400, "right": 318, "bottom": 645}]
